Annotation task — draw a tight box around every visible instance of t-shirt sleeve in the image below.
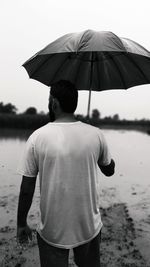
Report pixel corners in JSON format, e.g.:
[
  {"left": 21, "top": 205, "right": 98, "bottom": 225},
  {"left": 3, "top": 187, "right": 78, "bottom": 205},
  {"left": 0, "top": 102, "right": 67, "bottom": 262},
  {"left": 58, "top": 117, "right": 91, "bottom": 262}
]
[
  {"left": 98, "top": 131, "right": 111, "bottom": 166},
  {"left": 17, "top": 134, "right": 38, "bottom": 177}
]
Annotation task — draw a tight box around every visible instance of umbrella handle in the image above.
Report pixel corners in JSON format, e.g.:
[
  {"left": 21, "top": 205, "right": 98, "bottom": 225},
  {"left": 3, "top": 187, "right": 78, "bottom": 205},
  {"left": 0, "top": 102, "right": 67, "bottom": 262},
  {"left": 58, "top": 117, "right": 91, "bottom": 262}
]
[
  {"left": 87, "top": 52, "right": 94, "bottom": 119},
  {"left": 87, "top": 87, "right": 92, "bottom": 119}
]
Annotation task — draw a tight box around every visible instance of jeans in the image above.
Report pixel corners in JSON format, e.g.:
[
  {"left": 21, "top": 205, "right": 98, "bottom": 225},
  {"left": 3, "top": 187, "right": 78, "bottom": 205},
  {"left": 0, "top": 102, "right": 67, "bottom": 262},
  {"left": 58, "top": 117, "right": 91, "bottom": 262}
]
[{"left": 37, "top": 231, "right": 101, "bottom": 267}]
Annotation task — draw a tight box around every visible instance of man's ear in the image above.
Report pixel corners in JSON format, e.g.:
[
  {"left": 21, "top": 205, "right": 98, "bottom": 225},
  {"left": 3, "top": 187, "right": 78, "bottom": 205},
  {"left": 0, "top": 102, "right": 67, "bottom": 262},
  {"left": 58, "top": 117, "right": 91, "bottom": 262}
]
[{"left": 52, "top": 98, "right": 60, "bottom": 111}]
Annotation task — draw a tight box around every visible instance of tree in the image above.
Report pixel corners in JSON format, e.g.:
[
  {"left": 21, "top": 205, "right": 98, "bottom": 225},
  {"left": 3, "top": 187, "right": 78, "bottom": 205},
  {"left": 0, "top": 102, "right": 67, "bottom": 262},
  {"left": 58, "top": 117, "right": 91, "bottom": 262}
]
[
  {"left": 112, "top": 114, "right": 120, "bottom": 121},
  {"left": 0, "top": 102, "right": 17, "bottom": 114},
  {"left": 24, "top": 107, "right": 37, "bottom": 115},
  {"left": 91, "top": 109, "right": 101, "bottom": 120}
]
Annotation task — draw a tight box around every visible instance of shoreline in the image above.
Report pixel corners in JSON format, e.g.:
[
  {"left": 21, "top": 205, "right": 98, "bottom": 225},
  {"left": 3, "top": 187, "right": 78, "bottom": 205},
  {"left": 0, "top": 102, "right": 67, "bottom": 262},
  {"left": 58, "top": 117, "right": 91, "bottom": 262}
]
[{"left": 0, "top": 123, "right": 150, "bottom": 137}]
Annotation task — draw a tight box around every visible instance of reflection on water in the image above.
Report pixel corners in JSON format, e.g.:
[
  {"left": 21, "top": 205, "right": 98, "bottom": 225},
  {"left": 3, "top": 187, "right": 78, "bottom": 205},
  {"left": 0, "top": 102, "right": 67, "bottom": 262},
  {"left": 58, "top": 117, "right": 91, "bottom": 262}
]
[
  {"left": 0, "top": 129, "right": 32, "bottom": 189},
  {"left": 103, "top": 129, "right": 150, "bottom": 186},
  {"left": 0, "top": 128, "right": 33, "bottom": 140}
]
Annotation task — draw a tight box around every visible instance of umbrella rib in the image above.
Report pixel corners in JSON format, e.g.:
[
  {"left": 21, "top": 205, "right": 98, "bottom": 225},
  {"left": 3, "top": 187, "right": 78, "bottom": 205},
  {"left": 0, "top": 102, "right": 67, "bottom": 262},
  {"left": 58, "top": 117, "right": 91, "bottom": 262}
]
[
  {"left": 30, "top": 54, "right": 56, "bottom": 77},
  {"left": 77, "top": 30, "right": 90, "bottom": 51},
  {"left": 96, "top": 52, "right": 101, "bottom": 89},
  {"left": 48, "top": 54, "right": 71, "bottom": 85},
  {"left": 73, "top": 53, "right": 87, "bottom": 85},
  {"left": 127, "top": 53, "right": 150, "bottom": 83},
  {"left": 108, "top": 52, "right": 127, "bottom": 88}
]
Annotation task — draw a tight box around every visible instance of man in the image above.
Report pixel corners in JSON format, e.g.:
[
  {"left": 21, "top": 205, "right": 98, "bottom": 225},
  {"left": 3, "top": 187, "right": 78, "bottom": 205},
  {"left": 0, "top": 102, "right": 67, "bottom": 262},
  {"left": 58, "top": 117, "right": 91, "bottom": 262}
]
[{"left": 17, "top": 80, "right": 115, "bottom": 267}]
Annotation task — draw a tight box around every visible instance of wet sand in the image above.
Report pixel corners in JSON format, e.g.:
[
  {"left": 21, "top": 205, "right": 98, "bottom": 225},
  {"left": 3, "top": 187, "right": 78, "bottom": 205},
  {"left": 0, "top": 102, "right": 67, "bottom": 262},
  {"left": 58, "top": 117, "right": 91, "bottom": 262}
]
[{"left": 0, "top": 193, "right": 148, "bottom": 267}]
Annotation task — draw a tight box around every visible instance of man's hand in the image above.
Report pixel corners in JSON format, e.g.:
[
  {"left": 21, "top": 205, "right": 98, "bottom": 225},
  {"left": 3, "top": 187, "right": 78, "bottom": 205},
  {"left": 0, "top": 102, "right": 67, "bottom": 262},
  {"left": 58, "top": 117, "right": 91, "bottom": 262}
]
[
  {"left": 98, "top": 158, "right": 115, "bottom": 176},
  {"left": 17, "top": 224, "right": 33, "bottom": 243}
]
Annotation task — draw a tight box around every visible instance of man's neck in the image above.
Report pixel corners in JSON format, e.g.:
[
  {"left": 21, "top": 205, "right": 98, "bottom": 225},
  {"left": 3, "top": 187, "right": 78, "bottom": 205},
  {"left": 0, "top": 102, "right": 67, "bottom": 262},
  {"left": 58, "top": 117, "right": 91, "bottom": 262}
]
[{"left": 54, "top": 113, "right": 77, "bottom": 123}]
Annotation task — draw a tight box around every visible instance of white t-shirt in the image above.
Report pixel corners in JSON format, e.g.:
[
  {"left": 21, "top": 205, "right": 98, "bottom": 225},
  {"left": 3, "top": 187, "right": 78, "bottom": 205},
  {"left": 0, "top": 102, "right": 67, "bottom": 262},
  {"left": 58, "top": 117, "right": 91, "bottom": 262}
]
[{"left": 18, "top": 121, "right": 111, "bottom": 249}]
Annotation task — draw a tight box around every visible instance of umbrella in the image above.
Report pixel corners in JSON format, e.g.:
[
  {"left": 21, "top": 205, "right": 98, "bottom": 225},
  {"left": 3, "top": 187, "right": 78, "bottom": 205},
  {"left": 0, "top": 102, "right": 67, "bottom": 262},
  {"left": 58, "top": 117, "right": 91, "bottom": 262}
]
[{"left": 23, "top": 29, "right": 150, "bottom": 117}]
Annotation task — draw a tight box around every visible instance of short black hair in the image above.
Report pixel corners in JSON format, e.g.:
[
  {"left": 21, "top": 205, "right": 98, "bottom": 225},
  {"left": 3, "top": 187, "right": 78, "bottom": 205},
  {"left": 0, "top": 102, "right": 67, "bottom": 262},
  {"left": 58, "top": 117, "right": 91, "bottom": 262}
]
[{"left": 50, "top": 80, "right": 78, "bottom": 113}]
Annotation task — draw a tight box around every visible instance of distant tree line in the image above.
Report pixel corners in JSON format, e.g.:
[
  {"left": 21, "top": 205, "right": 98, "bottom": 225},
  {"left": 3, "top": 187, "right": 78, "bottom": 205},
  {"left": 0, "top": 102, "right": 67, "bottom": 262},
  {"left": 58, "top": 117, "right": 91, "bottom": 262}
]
[
  {"left": 0, "top": 102, "right": 150, "bottom": 133},
  {"left": 0, "top": 102, "right": 38, "bottom": 115},
  {"left": 0, "top": 102, "right": 17, "bottom": 114},
  {"left": 0, "top": 102, "right": 48, "bottom": 129}
]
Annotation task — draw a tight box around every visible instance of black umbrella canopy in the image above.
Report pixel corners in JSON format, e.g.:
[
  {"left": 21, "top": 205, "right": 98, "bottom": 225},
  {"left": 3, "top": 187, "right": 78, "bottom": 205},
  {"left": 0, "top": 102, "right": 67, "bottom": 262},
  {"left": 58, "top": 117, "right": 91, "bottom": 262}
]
[
  {"left": 23, "top": 29, "right": 150, "bottom": 91},
  {"left": 23, "top": 30, "right": 150, "bottom": 117}
]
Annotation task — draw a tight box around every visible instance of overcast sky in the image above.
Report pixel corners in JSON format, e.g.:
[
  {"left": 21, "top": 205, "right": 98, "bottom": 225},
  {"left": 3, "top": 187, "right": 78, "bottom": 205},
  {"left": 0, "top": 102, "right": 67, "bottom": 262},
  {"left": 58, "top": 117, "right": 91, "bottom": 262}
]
[{"left": 1, "top": 0, "right": 150, "bottom": 119}]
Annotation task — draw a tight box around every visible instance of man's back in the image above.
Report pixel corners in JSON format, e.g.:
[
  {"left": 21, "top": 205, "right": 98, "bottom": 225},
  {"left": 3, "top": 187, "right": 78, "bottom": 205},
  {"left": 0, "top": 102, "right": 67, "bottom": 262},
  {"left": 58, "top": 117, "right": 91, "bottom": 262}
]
[{"left": 23, "top": 121, "right": 111, "bottom": 248}]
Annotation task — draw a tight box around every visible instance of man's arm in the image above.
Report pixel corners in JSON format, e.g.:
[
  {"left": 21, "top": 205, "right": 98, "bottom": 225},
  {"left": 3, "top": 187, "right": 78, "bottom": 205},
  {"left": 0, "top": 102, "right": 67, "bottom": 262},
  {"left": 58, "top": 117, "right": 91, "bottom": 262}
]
[
  {"left": 17, "top": 175, "right": 36, "bottom": 242},
  {"left": 98, "top": 158, "right": 115, "bottom": 176}
]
